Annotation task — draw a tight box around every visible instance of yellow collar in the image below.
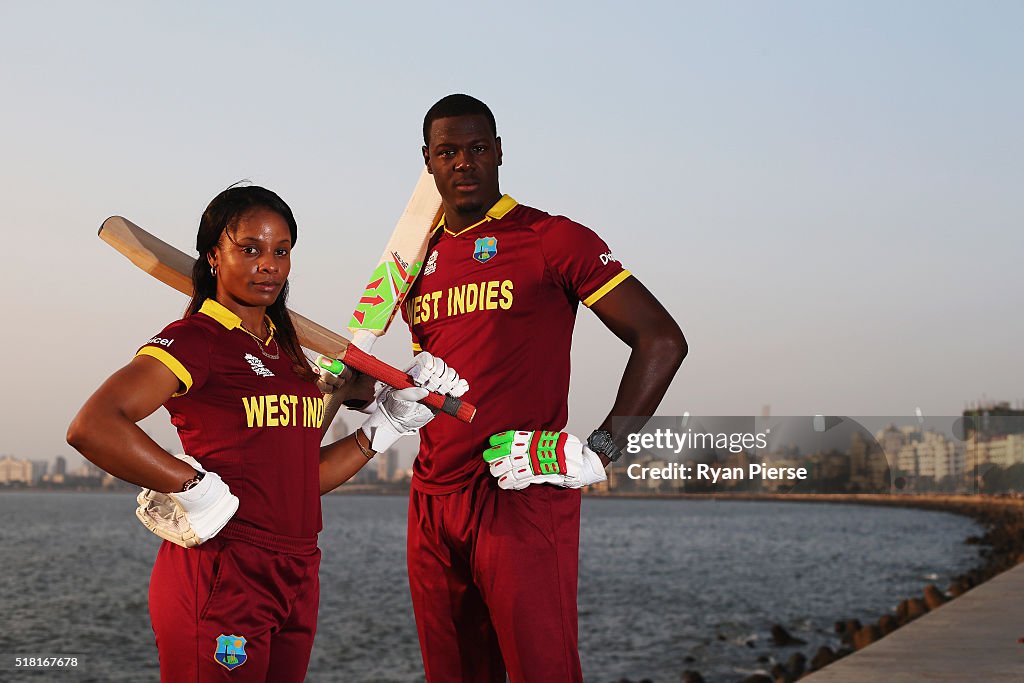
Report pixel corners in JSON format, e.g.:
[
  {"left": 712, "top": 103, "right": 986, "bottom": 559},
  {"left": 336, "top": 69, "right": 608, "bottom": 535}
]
[
  {"left": 435, "top": 194, "right": 518, "bottom": 236},
  {"left": 199, "top": 299, "right": 276, "bottom": 343}
]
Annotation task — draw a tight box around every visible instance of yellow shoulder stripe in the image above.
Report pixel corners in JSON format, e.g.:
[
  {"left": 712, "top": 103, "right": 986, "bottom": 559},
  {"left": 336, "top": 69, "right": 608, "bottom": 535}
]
[
  {"left": 136, "top": 346, "right": 193, "bottom": 397},
  {"left": 487, "top": 194, "right": 518, "bottom": 219},
  {"left": 199, "top": 298, "right": 241, "bottom": 329},
  {"left": 583, "top": 270, "right": 632, "bottom": 307},
  {"left": 442, "top": 194, "right": 519, "bottom": 236},
  {"left": 199, "top": 298, "right": 274, "bottom": 342}
]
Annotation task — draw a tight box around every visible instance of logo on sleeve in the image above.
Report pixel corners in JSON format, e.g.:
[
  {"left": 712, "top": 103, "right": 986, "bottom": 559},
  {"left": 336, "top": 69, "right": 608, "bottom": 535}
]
[
  {"left": 423, "top": 250, "right": 439, "bottom": 276},
  {"left": 214, "top": 634, "right": 248, "bottom": 670},
  {"left": 599, "top": 252, "right": 618, "bottom": 265},
  {"left": 146, "top": 337, "right": 175, "bottom": 348},
  {"left": 473, "top": 237, "right": 498, "bottom": 263},
  {"left": 244, "top": 353, "right": 275, "bottom": 378}
]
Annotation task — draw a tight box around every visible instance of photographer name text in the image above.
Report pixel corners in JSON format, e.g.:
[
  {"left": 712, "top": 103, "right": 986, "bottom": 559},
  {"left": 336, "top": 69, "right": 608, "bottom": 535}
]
[{"left": 626, "top": 463, "right": 808, "bottom": 483}]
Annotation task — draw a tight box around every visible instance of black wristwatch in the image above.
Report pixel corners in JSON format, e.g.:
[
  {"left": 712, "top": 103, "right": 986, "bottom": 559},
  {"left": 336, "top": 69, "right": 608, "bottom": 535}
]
[
  {"left": 586, "top": 429, "right": 623, "bottom": 462},
  {"left": 181, "top": 469, "right": 205, "bottom": 492}
]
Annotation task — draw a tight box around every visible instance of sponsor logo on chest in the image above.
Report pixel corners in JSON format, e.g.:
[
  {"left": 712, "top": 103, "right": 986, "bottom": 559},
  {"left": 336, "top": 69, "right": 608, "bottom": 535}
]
[
  {"left": 244, "top": 353, "right": 275, "bottom": 378},
  {"left": 423, "top": 249, "right": 439, "bottom": 276}
]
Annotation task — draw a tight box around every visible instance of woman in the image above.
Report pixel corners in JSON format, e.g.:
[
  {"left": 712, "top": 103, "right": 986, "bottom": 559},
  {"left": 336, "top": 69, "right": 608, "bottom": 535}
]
[{"left": 67, "top": 185, "right": 465, "bottom": 682}]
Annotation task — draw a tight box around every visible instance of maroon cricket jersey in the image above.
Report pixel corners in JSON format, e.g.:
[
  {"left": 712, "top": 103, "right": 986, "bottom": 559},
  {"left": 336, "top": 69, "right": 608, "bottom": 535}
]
[
  {"left": 402, "top": 195, "right": 631, "bottom": 494},
  {"left": 137, "top": 299, "right": 324, "bottom": 538}
]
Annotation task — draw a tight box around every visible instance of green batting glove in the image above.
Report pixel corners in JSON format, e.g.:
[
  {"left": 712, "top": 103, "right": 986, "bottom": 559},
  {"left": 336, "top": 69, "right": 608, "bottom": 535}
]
[{"left": 483, "top": 430, "right": 607, "bottom": 490}]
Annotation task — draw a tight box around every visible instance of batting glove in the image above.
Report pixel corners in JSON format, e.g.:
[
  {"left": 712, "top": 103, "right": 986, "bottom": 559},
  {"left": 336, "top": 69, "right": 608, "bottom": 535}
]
[
  {"left": 483, "top": 430, "right": 608, "bottom": 490},
  {"left": 405, "top": 351, "right": 469, "bottom": 398},
  {"left": 135, "top": 454, "right": 239, "bottom": 548},
  {"left": 360, "top": 386, "right": 435, "bottom": 452}
]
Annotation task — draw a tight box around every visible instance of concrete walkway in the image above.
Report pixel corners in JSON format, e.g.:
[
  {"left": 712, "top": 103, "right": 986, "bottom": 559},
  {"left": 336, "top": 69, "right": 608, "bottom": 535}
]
[{"left": 803, "top": 562, "right": 1024, "bottom": 681}]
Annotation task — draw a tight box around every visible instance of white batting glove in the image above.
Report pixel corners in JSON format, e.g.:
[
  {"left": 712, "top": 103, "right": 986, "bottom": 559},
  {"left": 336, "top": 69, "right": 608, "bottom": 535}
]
[
  {"left": 405, "top": 351, "right": 469, "bottom": 397},
  {"left": 360, "top": 386, "right": 436, "bottom": 452},
  {"left": 135, "top": 454, "right": 239, "bottom": 548},
  {"left": 483, "top": 430, "right": 608, "bottom": 490}
]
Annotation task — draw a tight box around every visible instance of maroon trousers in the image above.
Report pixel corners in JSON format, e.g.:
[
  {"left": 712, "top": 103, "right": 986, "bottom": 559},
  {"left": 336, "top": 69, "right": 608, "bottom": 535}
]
[
  {"left": 408, "top": 475, "right": 584, "bottom": 683},
  {"left": 148, "top": 527, "right": 320, "bottom": 682}
]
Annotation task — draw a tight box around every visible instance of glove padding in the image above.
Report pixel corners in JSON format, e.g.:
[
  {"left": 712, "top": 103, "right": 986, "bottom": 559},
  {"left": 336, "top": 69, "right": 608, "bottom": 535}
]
[
  {"left": 483, "top": 430, "right": 608, "bottom": 490},
  {"left": 135, "top": 454, "right": 239, "bottom": 548},
  {"left": 405, "top": 351, "right": 469, "bottom": 398},
  {"left": 360, "top": 386, "right": 435, "bottom": 452}
]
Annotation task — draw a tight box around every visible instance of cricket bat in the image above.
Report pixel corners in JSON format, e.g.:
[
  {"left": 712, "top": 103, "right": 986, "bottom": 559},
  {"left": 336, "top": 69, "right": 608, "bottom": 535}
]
[
  {"left": 346, "top": 168, "right": 442, "bottom": 353},
  {"left": 97, "top": 215, "right": 475, "bottom": 423}
]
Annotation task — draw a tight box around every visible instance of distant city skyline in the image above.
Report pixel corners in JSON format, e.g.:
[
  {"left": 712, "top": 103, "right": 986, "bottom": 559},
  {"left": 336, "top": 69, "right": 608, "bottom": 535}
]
[{"left": 2, "top": 2, "right": 1021, "bottom": 465}]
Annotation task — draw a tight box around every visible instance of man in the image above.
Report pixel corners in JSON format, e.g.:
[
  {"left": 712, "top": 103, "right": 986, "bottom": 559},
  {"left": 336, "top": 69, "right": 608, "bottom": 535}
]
[{"left": 402, "top": 94, "right": 686, "bottom": 682}]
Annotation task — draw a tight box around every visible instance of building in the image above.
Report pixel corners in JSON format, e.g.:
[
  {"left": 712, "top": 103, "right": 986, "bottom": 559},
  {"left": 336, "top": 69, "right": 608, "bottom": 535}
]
[
  {"left": 31, "top": 460, "right": 49, "bottom": 484},
  {"left": 761, "top": 456, "right": 805, "bottom": 492},
  {"left": 966, "top": 434, "right": 1024, "bottom": 470},
  {"left": 895, "top": 431, "right": 963, "bottom": 482},
  {"left": 376, "top": 450, "right": 398, "bottom": 483},
  {"left": 0, "top": 456, "right": 33, "bottom": 485},
  {"left": 876, "top": 424, "right": 906, "bottom": 462},
  {"left": 74, "top": 460, "right": 106, "bottom": 479},
  {"left": 963, "top": 401, "right": 1024, "bottom": 439}
]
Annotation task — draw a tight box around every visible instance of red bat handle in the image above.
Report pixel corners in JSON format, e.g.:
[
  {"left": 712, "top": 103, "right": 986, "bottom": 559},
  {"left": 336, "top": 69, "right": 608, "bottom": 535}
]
[{"left": 340, "top": 346, "right": 476, "bottom": 423}]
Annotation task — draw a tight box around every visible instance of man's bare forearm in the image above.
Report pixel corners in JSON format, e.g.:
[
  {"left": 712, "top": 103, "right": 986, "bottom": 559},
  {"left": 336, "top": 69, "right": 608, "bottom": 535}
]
[{"left": 598, "top": 332, "right": 687, "bottom": 460}]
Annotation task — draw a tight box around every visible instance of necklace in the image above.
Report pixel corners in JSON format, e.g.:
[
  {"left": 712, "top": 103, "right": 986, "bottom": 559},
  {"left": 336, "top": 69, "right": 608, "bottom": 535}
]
[{"left": 239, "top": 319, "right": 281, "bottom": 360}]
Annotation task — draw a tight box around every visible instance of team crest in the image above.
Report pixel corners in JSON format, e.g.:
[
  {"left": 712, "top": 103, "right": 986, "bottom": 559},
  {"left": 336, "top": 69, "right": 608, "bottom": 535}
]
[
  {"left": 473, "top": 236, "right": 498, "bottom": 263},
  {"left": 423, "top": 249, "right": 439, "bottom": 276},
  {"left": 214, "top": 634, "right": 248, "bottom": 670}
]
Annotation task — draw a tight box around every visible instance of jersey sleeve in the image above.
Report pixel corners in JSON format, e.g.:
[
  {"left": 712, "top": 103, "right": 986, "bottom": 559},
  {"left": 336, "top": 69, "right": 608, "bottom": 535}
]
[
  {"left": 134, "top": 319, "right": 211, "bottom": 396},
  {"left": 539, "top": 216, "right": 632, "bottom": 307}
]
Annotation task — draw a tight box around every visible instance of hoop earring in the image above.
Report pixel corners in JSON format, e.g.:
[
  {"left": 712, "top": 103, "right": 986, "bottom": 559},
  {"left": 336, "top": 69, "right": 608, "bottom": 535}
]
[{"left": 211, "top": 266, "right": 217, "bottom": 277}]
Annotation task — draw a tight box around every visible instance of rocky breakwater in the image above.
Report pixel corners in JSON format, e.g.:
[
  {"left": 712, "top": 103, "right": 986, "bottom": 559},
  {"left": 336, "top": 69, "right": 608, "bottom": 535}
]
[
  {"left": 609, "top": 493, "right": 1024, "bottom": 683},
  {"left": 737, "top": 494, "right": 1024, "bottom": 683}
]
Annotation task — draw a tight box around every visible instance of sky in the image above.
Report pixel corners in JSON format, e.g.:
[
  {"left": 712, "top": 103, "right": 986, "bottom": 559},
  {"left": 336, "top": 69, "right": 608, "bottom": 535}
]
[{"left": 1, "top": 2, "right": 1022, "bottom": 465}]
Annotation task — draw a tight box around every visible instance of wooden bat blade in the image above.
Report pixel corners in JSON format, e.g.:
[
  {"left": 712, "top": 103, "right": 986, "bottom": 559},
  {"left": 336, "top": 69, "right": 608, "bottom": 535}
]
[
  {"left": 347, "top": 168, "right": 442, "bottom": 349},
  {"left": 99, "top": 216, "right": 195, "bottom": 298},
  {"left": 98, "top": 216, "right": 475, "bottom": 423}
]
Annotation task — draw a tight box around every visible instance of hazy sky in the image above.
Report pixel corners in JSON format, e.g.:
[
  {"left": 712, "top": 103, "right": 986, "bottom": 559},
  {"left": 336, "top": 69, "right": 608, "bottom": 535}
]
[{"left": 2, "top": 2, "right": 1021, "bottom": 465}]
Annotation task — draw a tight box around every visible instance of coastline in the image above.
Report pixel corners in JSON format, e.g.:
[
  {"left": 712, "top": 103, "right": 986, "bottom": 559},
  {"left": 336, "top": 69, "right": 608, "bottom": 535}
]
[
  {"left": 596, "top": 493, "right": 1024, "bottom": 683},
  {"left": 4, "top": 489, "right": 1018, "bottom": 681}
]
